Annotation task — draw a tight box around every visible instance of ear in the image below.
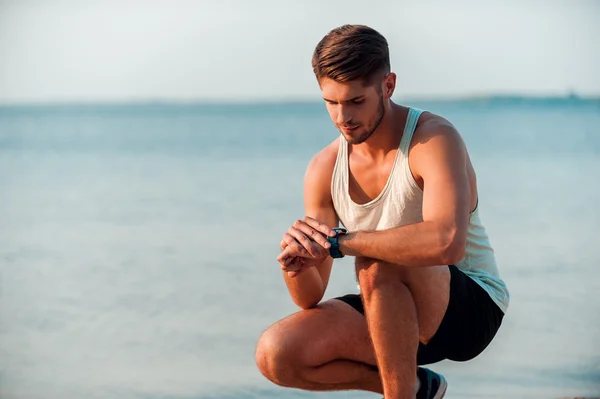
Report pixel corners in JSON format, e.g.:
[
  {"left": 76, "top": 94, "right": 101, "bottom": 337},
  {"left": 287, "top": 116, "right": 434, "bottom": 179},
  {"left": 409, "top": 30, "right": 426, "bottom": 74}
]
[{"left": 382, "top": 72, "right": 396, "bottom": 99}]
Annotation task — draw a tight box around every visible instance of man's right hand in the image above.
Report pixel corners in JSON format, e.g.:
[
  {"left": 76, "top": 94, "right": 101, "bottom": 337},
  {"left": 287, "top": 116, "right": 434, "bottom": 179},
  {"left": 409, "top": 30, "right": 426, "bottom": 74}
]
[
  {"left": 278, "top": 217, "right": 336, "bottom": 276},
  {"left": 279, "top": 216, "right": 335, "bottom": 257}
]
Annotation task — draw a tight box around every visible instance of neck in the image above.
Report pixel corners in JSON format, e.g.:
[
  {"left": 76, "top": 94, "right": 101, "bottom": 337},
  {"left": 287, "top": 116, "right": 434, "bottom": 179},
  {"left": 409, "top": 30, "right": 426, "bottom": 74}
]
[{"left": 351, "top": 102, "right": 409, "bottom": 160}]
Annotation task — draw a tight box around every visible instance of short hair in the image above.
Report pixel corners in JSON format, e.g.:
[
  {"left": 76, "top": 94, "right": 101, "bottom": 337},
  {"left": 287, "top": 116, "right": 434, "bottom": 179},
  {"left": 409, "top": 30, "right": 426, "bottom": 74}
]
[{"left": 311, "top": 24, "right": 390, "bottom": 85}]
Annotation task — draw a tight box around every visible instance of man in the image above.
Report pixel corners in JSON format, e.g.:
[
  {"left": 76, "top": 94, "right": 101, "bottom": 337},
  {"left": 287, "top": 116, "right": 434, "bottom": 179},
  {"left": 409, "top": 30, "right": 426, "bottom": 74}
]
[{"left": 254, "top": 24, "right": 509, "bottom": 399}]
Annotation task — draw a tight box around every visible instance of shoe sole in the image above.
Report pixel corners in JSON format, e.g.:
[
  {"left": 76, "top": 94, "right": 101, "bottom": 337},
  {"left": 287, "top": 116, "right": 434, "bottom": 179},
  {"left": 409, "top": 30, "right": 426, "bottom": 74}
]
[{"left": 433, "top": 374, "right": 448, "bottom": 399}]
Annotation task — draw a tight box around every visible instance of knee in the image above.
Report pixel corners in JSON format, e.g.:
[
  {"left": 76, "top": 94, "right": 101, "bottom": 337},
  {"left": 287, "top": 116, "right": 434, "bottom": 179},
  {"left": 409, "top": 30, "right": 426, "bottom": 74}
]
[
  {"left": 355, "top": 257, "right": 409, "bottom": 300},
  {"left": 254, "top": 324, "right": 303, "bottom": 387}
]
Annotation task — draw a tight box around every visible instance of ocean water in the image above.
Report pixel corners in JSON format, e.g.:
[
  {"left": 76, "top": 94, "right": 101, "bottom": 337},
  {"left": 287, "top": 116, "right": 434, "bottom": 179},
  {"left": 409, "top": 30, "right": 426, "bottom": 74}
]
[{"left": 0, "top": 98, "right": 599, "bottom": 399}]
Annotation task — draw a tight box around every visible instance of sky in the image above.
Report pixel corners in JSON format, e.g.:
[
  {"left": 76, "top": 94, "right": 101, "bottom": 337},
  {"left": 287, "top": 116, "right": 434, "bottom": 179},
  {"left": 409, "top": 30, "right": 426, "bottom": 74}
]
[{"left": 0, "top": 0, "right": 598, "bottom": 104}]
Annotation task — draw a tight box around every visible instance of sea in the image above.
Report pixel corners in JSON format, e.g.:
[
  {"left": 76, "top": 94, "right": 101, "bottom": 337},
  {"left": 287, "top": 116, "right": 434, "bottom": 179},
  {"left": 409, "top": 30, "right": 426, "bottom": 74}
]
[{"left": 1, "top": 98, "right": 599, "bottom": 399}]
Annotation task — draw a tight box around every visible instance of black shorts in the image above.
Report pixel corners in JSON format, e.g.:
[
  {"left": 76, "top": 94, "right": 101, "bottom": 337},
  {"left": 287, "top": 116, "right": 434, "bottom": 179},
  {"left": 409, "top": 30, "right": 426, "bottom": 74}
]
[{"left": 333, "top": 265, "right": 505, "bottom": 365}]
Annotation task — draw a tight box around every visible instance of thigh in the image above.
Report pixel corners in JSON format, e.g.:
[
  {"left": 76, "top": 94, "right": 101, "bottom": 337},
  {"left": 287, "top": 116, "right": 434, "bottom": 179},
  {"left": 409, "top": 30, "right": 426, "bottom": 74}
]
[
  {"left": 334, "top": 292, "right": 450, "bottom": 366},
  {"left": 355, "top": 257, "right": 451, "bottom": 344},
  {"left": 257, "top": 298, "right": 378, "bottom": 368}
]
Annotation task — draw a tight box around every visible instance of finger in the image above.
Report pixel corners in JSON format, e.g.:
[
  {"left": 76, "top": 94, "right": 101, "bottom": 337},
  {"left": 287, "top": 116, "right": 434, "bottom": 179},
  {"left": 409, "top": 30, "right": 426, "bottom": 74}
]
[
  {"left": 287, "top": 265, "right": 307, "bottom": 278},
  {"left": 293, "top": 220, "right": 332, "bottom": 249},
  {"left": 279, "top": 239, "right": 322, "bottom": 263},
  {"left": 276, "top": 249, "right": 290, "bottom": 265},
  {"left": 291, "top": 258, "right": 310, "bottom": 276},
  {"left": 282, "top": 233, "right": 309, "bottom": 255},
  {"left": 303, "top": 216, "right": 336, "bottom": 237},
  {"left": 285, "top": 254, "right": 300, "bottom": 268},
  {"left": 288, "top": 226, "right": 322, "bottom": 257},
  {"left": 277, "top": 246, "right": 300, "bottom": 266},
  {"left": 279, "top": 250, "right": 302, "bottom": 268},
  {"left": 281, "top": 256, "right": 302, "bottom": 272},
  {"left": 291, "top": 258, "right": 305, "bottom": 272},
  {"left": 281, "top": 261, "right": 299, "bottom": 272}
]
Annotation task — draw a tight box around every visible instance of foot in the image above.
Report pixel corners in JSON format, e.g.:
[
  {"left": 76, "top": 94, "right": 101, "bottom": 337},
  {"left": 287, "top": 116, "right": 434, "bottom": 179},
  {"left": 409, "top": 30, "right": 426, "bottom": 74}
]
[{"left": 416, "top": 367, "right": 447, "bottom": 399}]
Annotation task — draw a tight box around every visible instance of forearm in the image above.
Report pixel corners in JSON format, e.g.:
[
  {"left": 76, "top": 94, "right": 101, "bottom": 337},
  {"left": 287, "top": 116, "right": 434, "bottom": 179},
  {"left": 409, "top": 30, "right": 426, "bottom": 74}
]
[
  {"left": 283, "top": 267, "right": 325, "bottom": 309},
  {"left": 338, "top": 221, "right": 465, "bottom": 267}
]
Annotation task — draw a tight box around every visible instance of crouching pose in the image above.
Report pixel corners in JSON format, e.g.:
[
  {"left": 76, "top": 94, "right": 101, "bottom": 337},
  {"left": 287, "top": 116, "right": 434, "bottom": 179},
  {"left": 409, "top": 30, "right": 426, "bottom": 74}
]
[{"left": 255, "top": 24, "right": 509, "bottom": 399}]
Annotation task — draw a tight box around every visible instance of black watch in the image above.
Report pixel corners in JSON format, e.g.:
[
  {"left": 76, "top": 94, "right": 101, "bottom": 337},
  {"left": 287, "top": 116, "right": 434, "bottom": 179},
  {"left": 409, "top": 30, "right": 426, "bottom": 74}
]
[{"left": 327, "top": 227, "right": 348, "bottom": 258}]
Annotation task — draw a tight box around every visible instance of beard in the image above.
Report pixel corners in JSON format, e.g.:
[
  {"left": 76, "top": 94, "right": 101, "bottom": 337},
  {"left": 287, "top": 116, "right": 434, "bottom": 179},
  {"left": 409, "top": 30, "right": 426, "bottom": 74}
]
[{"left": 342, "top": 95, "right": 385, "bottom": 145}]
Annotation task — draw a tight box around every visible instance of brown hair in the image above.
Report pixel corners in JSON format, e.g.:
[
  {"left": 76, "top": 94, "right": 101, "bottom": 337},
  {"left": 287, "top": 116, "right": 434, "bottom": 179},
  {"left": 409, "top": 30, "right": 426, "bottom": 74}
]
[{"left": 312, "top": 24, "right": 390, "bottom": 85}]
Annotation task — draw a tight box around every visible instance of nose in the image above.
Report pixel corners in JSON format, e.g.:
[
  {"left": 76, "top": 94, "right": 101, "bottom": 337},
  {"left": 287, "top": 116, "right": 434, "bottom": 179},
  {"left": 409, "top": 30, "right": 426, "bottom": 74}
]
[{"left": 336, "top": 105, "right": 352, "bottom": 126}]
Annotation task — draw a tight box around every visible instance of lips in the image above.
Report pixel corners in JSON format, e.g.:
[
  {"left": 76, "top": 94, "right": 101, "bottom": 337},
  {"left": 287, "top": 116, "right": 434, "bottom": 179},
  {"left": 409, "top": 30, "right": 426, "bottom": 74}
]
[{"left": 342, "top": 125, "right": 359, "bottom": 132}]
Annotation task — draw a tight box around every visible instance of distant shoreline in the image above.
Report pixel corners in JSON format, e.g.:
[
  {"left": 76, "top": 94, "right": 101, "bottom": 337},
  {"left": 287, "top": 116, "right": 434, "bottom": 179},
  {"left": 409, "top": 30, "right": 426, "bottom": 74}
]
[{"left": 0, "top": 94, "right": 599, "bottom": 109}]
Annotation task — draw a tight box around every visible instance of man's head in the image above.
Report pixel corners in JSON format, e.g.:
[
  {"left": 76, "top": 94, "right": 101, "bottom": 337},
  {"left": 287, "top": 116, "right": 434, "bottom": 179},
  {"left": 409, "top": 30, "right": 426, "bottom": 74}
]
[{"left": 312, "top": 25, "right": 396, "bottom": 144}]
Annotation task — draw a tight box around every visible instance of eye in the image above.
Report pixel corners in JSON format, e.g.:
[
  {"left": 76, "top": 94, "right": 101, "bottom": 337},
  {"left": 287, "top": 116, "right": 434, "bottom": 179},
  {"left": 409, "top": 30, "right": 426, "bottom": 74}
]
[{"left": 352, "top": 99, "right": 364, "bottom": 105}]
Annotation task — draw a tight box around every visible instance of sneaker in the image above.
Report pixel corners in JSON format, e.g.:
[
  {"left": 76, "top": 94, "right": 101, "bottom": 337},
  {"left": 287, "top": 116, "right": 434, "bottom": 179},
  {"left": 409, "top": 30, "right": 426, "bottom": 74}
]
[{"left": 416, "top": 367, "right": 448, "bottom": 399}]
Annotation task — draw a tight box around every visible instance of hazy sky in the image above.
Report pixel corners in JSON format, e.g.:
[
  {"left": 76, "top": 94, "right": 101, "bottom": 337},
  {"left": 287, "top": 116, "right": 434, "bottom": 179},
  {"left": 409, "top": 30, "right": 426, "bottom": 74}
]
[{"left": 0, "top": 0, "right": 598, "bottom": 103}]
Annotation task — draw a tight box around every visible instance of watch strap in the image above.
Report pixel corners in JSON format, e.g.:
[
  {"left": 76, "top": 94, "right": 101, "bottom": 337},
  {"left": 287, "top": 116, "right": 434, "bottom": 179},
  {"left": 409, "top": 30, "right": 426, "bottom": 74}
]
[{"left": 327, "top": 227, "right": 348, "bottom": 258}]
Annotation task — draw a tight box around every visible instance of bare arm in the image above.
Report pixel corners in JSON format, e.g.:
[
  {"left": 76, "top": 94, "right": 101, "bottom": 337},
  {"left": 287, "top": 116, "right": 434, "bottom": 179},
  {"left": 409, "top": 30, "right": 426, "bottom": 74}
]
[
  {"left": 338, "top": 122, "right": 471, "bottom": 267},
  {"left": 282, "top": 146, "right": 339, "bottom": 309}
]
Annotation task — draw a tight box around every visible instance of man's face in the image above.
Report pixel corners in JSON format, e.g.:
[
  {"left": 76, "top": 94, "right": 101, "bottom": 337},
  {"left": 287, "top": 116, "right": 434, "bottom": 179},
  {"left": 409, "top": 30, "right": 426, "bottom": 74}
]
[{"left": 320, "top": 77, "right": 385, "bottom": 145}]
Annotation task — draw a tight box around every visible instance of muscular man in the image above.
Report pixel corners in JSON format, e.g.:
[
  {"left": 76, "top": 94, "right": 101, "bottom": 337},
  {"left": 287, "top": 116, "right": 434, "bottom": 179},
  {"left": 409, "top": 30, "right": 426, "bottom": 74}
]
[{"left": 255, "top": 24, "right": 509, "bottom": 399}]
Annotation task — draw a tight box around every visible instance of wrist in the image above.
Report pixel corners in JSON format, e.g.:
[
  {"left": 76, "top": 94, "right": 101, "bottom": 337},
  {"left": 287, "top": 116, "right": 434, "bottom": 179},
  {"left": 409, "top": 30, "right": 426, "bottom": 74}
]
[
  {"left": 326, "top": 227, "right": 348, "bottom": 258},
  {"left": 337, "top": 231, "right": 357, "bottom": 256}
]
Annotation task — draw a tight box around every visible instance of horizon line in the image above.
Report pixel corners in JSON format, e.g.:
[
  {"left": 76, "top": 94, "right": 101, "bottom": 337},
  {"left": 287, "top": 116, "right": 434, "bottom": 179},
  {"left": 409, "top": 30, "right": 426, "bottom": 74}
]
[{"left": 0, "top": 92, "right": 598, "bottom": 107}]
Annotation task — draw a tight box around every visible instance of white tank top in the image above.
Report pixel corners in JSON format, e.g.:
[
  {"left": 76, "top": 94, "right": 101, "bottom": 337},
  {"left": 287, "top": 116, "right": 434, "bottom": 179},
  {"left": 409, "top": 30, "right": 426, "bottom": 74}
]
[{"left": 330, "top": 107, "right": 509, "bottom": 314}]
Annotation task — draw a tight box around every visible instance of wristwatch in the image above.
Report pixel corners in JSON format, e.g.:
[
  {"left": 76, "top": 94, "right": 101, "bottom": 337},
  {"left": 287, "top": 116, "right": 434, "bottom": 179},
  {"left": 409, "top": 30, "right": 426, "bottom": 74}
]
[{"left": 327, "top": 227, "right": 348, "bottom": 258}]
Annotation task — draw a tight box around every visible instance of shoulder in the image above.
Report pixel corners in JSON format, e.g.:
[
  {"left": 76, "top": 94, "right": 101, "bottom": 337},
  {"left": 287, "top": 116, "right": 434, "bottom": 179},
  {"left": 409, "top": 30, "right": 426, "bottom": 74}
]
[
  {"left": 303, "top": 137, "right": 340, "bottom": 200},
  {"left": 305, "top": 137, "right": 340, "bottom": 182},
  {"left": 412, "top": 112, "right": 465, "bottom": 148},
  {"left": 408, "top": 112, "right": 468, "bottom": 177},
  {"left": 410, "top": 112, "right": 466, "bottom": 158}
]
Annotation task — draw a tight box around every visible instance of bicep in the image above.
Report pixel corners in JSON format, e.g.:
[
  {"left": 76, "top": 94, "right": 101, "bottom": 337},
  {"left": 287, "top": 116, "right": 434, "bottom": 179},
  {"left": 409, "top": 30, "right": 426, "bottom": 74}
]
[{"left": 413, "top": 127, "right": 470, "bottom": 235}]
